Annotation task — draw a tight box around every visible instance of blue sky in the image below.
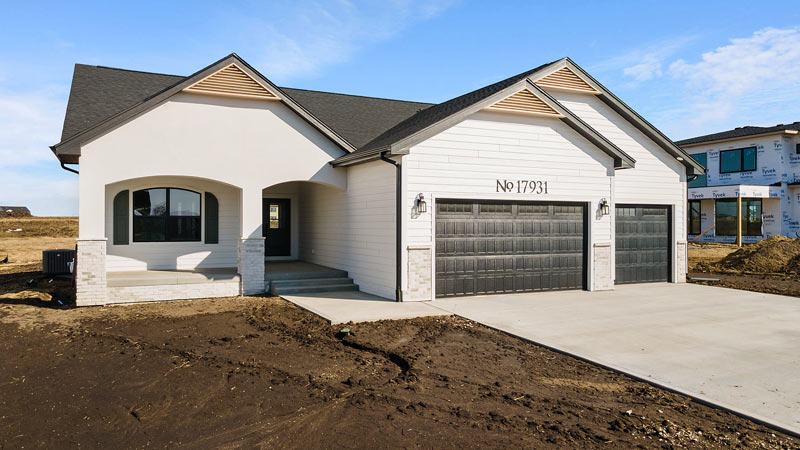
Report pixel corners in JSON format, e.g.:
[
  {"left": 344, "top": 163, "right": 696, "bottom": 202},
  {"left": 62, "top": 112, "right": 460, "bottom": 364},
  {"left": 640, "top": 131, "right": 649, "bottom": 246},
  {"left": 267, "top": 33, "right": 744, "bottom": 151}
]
[{"left": 2, "top": 0, "right": 800, "bottom": 215}]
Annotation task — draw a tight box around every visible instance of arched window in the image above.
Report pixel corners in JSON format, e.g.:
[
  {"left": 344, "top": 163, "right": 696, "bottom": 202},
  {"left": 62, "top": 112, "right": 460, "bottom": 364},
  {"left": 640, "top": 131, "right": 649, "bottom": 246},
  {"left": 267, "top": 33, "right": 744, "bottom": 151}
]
[{"left": 133, "top": 188, "right": 201, "bottom": 242}]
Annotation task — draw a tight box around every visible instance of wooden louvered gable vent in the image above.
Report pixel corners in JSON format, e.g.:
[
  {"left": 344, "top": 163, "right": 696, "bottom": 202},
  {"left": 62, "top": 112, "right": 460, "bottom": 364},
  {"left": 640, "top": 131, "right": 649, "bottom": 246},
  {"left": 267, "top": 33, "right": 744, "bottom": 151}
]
[
  {"left": 485, "top": 88, "right": 562, "bottom": 117},
  {"left": 535, "top": 67, "right": 599, "bottom": 94},
  {"left": 184, "top": 64, "right": 279, "bottom": 100}
]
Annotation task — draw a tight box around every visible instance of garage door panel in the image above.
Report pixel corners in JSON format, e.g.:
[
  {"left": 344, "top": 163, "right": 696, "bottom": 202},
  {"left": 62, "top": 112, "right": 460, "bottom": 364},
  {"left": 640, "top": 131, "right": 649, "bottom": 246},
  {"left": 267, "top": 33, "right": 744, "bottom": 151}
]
[
  {"left": 436, "top": 200, "right": 586, "bottom": 298},
  {"left": 615, "top": 205, "right": 670, "bottom": 284}
]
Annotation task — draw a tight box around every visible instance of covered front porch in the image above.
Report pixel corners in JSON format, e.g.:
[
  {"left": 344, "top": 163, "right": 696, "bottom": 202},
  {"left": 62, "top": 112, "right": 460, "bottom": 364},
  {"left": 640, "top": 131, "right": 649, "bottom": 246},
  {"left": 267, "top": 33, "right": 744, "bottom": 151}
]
[
  {"left": 104, "top": 260, "right": 358, "bottom": 303},
  {"left": 77, "top": 159, "right": 396, "bottom": 306}
]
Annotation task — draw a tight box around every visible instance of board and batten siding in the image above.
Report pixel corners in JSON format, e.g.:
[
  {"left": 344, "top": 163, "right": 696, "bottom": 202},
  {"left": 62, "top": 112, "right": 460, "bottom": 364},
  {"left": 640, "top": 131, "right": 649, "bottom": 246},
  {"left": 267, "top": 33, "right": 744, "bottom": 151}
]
[
  {"left": 550, "top": 91, "right": 688, "bottom": 281},
  {"left": 299, "top": 161, "right": 396, "bottom": 299},
  {"left": 105, "top": 177, "right": 240, "bottom": 271},
  {"left": 403, "top": 110, "right": 616, "bottom": 298}
]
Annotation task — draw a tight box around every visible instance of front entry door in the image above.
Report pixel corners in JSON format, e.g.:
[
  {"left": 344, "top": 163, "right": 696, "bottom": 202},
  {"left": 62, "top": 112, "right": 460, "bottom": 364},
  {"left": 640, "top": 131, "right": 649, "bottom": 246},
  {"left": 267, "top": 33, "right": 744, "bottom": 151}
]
[{"left": 263, "top": 198, "right": 291, "bottom": 257}]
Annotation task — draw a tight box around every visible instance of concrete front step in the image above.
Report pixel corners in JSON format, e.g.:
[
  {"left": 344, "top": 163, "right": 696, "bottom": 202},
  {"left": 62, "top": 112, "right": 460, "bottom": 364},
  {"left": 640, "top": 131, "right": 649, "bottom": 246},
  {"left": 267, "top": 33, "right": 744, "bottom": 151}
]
[
  {"left": 272, "top": 284, "right": 360, "bottom": 295},
  {"left": 264, "top": 269, "right": 348, "bottom": 281},
  {"left": 270, "top": 277, "right": 354, "bottom": 288}
]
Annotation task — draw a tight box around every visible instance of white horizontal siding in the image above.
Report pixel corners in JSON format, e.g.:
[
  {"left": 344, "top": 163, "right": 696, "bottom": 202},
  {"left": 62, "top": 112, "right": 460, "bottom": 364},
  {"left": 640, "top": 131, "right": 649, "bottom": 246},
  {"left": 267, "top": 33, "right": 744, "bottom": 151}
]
[
  {"left": 105, "top": 177, "right": 240, "bottom": 271},
  {"left": 551, "top": 92, "right": 687, "bottom": 239},
  {"left": 405, "top": 110, "right": 615, "bottom": 292},
  {"left": 299, "top": 161, "right": 396, "bottom": 299}
]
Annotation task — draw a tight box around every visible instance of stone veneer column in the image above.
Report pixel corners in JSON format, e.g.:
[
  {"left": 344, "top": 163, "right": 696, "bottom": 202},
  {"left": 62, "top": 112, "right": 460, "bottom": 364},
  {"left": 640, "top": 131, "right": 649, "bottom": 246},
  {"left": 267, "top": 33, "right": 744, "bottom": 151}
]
[
  {"left": 592, "top": 243, "right": 613, "bottom": 290},
  {"left": 676, "top": 241, "right": 687, "bottom": 282},
  {"left": 238, "top": 237, "right": 265, "bottom": 295},
  {"left": 75, "top": 238, "right": 108, "bottom": 306},
  {"left": 406, "top": 245, "right": 432, "bottom": 301}
]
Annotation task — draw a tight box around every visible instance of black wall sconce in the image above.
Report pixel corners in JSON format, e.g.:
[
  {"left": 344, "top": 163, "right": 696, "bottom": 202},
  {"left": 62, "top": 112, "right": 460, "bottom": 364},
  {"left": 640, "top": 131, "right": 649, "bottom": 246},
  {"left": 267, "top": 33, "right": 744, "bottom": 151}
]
[
  {"left": 415, "top": 193, "right": 427, "bottom": 214},
  {"left": 599, "top": 198, "right": 610, "bottom": 216}
]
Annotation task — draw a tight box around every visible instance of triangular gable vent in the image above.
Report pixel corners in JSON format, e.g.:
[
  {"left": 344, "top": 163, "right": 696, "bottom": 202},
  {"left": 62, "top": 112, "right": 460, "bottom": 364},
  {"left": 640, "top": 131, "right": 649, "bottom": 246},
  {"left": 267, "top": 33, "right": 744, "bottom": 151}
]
[
  {"left": 535, "top": 67, "right": 599, "bottom": 94},
  {"left": 485, "top": 88, "right": 562, "bottom": 117},
  {"left": 184, "top": 64, "right": 280, "bottom": 100}
]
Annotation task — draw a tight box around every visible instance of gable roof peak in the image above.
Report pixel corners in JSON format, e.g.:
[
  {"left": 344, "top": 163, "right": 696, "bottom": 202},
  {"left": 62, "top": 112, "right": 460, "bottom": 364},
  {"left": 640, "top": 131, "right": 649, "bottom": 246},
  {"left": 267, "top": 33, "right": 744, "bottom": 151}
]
[{"left": 51, "top": 52, "right": 357, "bottom": 162}]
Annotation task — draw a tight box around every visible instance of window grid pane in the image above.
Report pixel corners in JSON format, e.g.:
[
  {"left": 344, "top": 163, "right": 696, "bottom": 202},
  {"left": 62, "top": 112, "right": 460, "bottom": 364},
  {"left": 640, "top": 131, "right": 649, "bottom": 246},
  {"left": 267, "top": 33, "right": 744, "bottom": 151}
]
[{"left": 132, "top": 188, "right": 202, "bottom": 242}]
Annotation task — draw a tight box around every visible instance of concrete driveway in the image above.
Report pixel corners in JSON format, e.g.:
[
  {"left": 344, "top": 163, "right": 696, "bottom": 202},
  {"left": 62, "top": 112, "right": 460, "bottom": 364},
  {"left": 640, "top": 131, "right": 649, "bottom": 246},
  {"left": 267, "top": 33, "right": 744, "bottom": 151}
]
[{"left": 433, "top": 283, "right": 800, "bottom": 435}]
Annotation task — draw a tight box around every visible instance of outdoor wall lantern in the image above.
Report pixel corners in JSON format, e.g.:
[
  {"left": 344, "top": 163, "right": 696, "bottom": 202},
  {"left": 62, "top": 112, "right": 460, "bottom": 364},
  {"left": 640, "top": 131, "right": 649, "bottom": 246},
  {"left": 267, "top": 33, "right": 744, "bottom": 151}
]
[
  {"left": 599, "top": 198, "right": 610, "bottom": 216},
  {"left": 415, "top": 193, "right": 427, "bottom": 214}
]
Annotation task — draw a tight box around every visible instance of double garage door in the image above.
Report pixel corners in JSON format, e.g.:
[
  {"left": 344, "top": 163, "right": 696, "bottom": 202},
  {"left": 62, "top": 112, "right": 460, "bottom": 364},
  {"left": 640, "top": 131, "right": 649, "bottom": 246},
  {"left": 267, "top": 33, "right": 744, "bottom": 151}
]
[
  {"left": 435, "top": 200, "right": 670, "bottom": 298},
  {"left": 435, "top": 200, "right": 586, "bottom": 298}
]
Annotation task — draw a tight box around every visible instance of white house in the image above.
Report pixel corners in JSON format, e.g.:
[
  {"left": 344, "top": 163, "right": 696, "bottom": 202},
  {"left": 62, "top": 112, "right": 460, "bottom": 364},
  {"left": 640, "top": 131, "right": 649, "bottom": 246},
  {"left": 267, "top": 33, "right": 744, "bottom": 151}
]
[
  {"left": 50, "top": 54, "right": 703, "bottom": 306},
  {"left": 677, "top": 124, "right": 800, "bottom": 243}
]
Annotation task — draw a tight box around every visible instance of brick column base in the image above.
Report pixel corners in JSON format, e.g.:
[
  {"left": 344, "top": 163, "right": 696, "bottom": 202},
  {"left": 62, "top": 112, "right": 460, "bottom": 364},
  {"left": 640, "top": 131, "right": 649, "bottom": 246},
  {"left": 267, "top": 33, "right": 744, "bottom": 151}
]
[
  {"left": 75, "top": 238, "right": 108, "bottom": 306},
  {"left": 676, "top": 241, "right": 687, "bottom": 283},
  {"left": 593, "top": 243, "right": 613, "bottom": 290},
  {"left": 238, "top": 237, "right": 265, "bottom": 295},
  {"left": 406, "top": 245, "right": 432, "bottom": 301}
]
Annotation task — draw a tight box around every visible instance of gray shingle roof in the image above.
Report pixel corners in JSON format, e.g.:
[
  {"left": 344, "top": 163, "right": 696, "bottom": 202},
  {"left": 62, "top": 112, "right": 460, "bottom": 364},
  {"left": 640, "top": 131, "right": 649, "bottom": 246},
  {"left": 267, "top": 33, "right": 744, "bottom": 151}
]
[
  {"left": 59, "top": 64, "right": 433, "bottom": 149},
  {"left": 280, "top": 88, "right": 432, "bottom": 148},
  {"left": 676, "top": 122, "right": 800, "bottom": 146},
  {"left": 61, "top": 65, "right": 183, "bottom": 142},
  {"left": 351, "top": 62, "right": 554, "bottom": 156}
]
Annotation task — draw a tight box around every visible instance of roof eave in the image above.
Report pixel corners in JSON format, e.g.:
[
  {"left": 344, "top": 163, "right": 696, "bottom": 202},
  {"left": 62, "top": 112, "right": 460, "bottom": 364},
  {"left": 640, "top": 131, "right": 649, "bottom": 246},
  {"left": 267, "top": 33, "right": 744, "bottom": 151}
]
[
  {"left": 51, "top": 53, "right": 356, "bottom": 161},
  {"left": 559, "top": 58, "right": 705, "bottom": 175},
  {"left": 678, "top": 129, "right": 799, "bottom": 148},
  {"left": 344, "top": 75, "right": 637, "bottom": 169}
]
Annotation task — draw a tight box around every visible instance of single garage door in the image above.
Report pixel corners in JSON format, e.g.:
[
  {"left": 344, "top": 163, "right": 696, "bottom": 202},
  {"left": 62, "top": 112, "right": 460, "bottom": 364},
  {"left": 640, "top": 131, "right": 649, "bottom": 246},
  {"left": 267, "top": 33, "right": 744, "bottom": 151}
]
[
  {"left": 615, "top": 205, "right": 670, "bottom": 284},
  {"left": 435, "top": 200, "right": 586, "bottom": 298}
]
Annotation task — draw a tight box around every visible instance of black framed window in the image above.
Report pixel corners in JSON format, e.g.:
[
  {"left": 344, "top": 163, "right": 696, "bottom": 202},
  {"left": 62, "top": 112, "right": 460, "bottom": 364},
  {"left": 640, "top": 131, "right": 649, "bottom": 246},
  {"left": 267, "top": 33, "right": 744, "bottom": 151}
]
[
  {"left": 720, "top": 147, "right": 757, "bottom": 173},
  {"left": 688, "top": 200, "right": 701, "bottom": 235},
  {"left": 715, "top": 198, "right": 762, "bottom": 236},
  {"left": 688, "top": 153, "right": 707, "bottom": 187},
  {"left": 133, "top": 188, "right": 201, "bottom": 242}
]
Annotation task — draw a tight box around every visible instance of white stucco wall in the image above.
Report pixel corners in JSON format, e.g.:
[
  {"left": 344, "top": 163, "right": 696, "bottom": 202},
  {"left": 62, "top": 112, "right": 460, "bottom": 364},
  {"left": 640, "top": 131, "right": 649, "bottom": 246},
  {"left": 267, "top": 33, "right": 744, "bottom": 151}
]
[
  {"left": 79, "top": 92, "right": 347, "bottom": 242},
  {"left": 404, "top": 110, "right": 616, "bottom": 298},
  {"left": 298, "top": 161, "right": 396, "bottom": 299},
  {"left": 105, "top": 176, "right": 240, "bottom": 271}
]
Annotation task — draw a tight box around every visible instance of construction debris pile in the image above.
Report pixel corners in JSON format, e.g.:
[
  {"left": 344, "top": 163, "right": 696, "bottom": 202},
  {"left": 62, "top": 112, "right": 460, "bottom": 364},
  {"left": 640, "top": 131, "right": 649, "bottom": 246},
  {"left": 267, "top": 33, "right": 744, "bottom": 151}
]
[{"left": 703, "top": 236, "right": 800, "bottom": 275}]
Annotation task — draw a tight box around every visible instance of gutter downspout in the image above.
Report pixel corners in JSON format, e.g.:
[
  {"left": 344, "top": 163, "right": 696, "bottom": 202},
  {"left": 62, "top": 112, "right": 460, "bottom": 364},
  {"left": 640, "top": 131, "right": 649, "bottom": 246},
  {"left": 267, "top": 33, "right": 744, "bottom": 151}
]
[
  {"left": 379, "top": 151, "right": 403, "bottom": 302},
  {"left": 60, "top": 161, "right": 79, "bottom": 175}
]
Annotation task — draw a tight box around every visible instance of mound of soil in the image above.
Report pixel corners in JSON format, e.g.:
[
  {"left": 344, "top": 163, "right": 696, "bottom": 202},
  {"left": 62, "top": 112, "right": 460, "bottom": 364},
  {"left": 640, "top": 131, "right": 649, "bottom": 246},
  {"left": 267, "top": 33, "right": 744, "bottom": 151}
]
[
  {"left": 704, "top": 236, "right": 800, "bottom": 275},
  {"left": 1, "top": 296, "right": 798, "bottom": 449},
  {"left": 0, "top": 266, "right": 74, "bottom": 306}
]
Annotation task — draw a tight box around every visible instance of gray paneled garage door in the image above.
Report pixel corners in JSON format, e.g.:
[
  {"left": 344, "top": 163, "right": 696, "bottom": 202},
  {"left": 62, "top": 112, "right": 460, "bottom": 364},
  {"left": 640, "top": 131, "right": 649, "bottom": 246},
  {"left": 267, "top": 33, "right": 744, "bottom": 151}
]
[
  {"left": 615, "top": 205, "right": 670, "bottom": 284},
  {"left": 435, "top": 200, "right": 586, "bottom": 298}
]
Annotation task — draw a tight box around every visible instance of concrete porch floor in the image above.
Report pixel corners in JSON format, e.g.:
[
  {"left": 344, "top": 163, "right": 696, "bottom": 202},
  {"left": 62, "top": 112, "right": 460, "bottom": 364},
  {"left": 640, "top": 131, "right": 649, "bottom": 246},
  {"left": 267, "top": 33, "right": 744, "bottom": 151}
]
[
  {"left": 264, "top": 260, "right": 336, "bottom": 276},
  {"left": 107, "top": 268, "right": 240, "bottom": 287}
]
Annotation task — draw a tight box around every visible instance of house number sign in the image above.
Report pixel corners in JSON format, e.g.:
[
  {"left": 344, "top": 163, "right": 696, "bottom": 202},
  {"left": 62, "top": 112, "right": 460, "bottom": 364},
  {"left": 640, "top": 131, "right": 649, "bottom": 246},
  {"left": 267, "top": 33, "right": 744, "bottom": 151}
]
[{"left": 496, "top": 179, "right": 549, "bottom": 194}]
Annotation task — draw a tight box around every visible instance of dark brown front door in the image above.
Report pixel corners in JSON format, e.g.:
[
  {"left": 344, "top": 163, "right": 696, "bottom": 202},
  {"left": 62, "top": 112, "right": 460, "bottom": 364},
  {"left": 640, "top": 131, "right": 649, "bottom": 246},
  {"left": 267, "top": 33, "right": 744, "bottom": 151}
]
[{"left": 263, "top": 198, "right": 291, "bottom": 257}]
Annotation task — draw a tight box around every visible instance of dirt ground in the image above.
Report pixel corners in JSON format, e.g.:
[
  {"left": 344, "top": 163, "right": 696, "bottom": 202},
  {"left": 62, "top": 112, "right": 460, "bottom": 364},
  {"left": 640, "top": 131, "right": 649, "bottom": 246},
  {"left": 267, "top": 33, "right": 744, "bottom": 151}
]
[
  {"left": 2, "top": 218, "right": 799, "bottom": 448},
  {"left": 1, "top": 297, "right": 799, "bottom": 449},
  {"left": 688, "top": 240, "right": 800, "bottom": 297}
]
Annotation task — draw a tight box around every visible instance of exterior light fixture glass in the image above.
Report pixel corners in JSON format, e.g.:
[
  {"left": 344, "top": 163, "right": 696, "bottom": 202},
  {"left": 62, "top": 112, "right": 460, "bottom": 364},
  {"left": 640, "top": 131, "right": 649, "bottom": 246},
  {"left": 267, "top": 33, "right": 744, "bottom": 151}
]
[
  {"left": 415, "top": 193, "right": 427, "bottom": 214},
  {"left": 599, "top": 198, "right": 610, "bottom": 216}
]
